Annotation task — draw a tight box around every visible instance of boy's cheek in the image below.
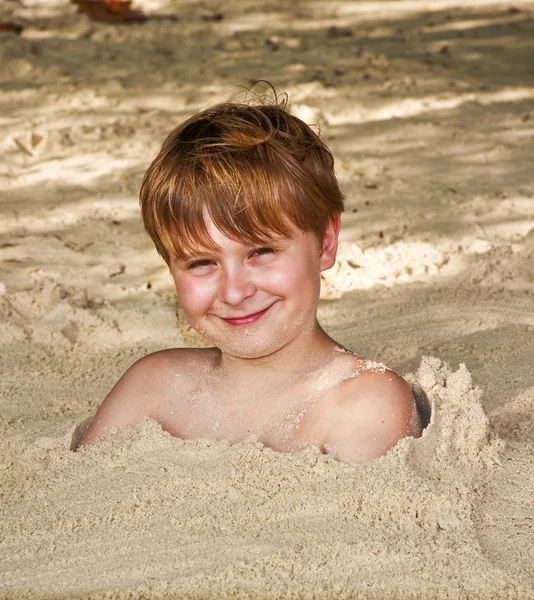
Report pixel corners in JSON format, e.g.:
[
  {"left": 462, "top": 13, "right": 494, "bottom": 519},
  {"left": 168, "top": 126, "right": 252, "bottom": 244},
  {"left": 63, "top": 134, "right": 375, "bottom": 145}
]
[
  {"left": 178, "top": 282, "right": 216, "bottom": 317},
  {"left": 173, "top": 274, "right": 198, "bottom": 294},
  {"left": 268, "top": 258, "right": 313, "bottom": 284},
  {"left": 173, "top": 278, "right": 199, "bottom": 304}
]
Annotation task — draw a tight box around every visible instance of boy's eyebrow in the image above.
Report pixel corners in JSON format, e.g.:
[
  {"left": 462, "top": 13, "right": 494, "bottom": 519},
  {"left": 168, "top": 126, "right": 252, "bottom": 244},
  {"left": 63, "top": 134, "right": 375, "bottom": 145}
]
[
  {"left": 175, "top": 234, "right": 289, "bottom": 261},
  {"left": 177, "top": 247, "right": 221, "bottom": 261}
]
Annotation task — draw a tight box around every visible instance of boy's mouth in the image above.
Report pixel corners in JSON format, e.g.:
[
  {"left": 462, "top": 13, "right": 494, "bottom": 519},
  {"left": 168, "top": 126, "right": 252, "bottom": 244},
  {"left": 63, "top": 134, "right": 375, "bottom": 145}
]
[{"left": 220, "top": 303, "right": 275, "bottom": 327}]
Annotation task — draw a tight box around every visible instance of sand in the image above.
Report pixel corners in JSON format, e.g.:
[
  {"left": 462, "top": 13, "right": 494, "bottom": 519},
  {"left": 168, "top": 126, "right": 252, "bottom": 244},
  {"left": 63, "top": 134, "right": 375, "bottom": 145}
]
[{"left": 0, "top": 0, "right": 533, "bottom": 598}]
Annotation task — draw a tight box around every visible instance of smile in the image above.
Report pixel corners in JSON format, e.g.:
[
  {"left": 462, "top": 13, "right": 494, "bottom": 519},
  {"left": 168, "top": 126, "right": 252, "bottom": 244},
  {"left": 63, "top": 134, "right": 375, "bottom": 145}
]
[{"left": 220, "top": 303, "right": 275, "bottom": 327}]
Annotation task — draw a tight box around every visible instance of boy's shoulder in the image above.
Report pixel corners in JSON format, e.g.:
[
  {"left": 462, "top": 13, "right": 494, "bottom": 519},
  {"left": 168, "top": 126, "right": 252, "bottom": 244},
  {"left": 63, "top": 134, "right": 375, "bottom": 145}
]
[
  {"left": 123, "top": 347, "right": 220, "bottom": 388},
  {"left": 80, "top": 347, "right": 220, "bottom": 446},
  {"left": 133, "top": 347, "right": 220, "bottom": 375},
  {"left": 337, "top": 361, "right": 412, "bottom": 399},
  {"left": 323, "top": 361, "right": 421, "bottom": 464}
]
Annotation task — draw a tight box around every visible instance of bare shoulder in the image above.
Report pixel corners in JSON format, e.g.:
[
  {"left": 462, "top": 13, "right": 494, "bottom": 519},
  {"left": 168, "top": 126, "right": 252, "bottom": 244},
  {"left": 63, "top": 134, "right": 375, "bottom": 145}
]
[
  {"left": 324, "top": 365, "right": 422, "bottom": 464},
  {"left": 80, "top": 347, "right": 219, "bottom": 447}
]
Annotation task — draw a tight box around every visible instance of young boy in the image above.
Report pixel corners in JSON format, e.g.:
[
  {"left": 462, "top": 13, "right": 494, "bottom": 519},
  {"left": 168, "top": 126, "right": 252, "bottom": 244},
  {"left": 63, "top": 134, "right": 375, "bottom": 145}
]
[{"left": 81, "top": 94, "right": 422, "bottom": 463}]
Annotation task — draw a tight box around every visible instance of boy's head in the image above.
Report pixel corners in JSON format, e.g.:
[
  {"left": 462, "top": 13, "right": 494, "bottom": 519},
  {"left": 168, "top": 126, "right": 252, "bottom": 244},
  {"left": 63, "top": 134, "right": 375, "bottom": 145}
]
[{"left": 140, "top": 90, "right": 345, "bottom": 264}]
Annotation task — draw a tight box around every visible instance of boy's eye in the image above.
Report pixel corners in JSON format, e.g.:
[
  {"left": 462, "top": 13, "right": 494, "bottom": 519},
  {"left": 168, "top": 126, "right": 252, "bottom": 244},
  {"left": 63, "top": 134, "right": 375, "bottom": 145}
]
[
  {"left": 186, "top": 259, "right": 215, "bottom": 270},
  {"left": 250, "top": 247, "right": 275, "bottom": 258}
]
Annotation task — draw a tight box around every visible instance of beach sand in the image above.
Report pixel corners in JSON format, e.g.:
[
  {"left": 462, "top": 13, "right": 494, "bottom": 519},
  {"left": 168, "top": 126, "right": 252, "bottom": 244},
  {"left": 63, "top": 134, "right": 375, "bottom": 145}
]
[{"left": 0, "top": 0, "right": 533, "bottom": 598}]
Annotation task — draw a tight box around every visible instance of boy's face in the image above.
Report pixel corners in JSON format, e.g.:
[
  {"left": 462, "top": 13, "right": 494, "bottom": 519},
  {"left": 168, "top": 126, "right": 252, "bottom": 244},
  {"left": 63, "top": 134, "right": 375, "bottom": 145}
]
[{"left": 169, "top": 212, "right": 339, "bottom": 360}]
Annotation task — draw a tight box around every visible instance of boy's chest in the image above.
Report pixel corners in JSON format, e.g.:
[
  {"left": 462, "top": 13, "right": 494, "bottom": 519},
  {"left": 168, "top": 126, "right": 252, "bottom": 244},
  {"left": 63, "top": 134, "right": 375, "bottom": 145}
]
[{"left": 156, "top": 378, "right": 337, "bottom": 453}]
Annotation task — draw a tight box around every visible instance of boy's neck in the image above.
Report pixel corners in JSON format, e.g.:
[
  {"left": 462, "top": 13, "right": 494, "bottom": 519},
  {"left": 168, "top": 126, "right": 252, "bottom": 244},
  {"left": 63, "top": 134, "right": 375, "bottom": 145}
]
[{"left": 216, "top": 322, "right": 338, "bottom": 385}]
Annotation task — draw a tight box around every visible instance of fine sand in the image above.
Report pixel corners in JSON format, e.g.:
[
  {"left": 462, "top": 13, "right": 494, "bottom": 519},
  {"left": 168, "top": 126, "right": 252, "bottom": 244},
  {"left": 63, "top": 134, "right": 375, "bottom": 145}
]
[{"left": 1, "top": 1, "right": 533, "bottom": 598}]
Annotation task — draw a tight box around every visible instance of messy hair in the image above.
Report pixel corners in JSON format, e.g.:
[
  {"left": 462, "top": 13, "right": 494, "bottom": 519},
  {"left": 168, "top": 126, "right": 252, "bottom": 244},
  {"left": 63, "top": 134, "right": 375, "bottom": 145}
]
[{"left": 139, "top": 84, "right": 345, "bottom": 264}]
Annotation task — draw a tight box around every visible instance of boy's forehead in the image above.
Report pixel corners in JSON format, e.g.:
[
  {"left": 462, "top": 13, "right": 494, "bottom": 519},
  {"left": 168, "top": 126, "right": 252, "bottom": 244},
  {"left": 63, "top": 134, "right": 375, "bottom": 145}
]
[
  {"left": 202, "top": 207, "right": 289, "bottom": 237},
  {"left": 177, "top": 229, "right": 288, "bottom": 259},
  {"left": 167, "top": 203, "right": 312, "bottom": 261}
]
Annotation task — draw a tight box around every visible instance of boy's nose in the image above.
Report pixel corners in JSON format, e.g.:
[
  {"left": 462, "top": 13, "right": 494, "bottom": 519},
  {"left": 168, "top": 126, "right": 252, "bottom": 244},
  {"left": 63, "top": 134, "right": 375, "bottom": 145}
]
[{"left": 218, "top": 267, "right": 256, "bottom": 306}]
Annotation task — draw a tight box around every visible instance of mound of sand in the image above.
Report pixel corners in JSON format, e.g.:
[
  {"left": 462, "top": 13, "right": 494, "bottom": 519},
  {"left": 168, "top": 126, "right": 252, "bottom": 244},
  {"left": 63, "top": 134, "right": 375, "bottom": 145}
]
[{"left": 1, "top": 358, "right": 531, "bottom": 599}]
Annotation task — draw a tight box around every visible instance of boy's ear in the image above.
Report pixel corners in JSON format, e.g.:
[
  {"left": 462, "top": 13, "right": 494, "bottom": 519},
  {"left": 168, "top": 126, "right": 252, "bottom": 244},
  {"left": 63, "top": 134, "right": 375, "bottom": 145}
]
[{"left": 319, "top": 214, "right": 341, "bottom": 271}]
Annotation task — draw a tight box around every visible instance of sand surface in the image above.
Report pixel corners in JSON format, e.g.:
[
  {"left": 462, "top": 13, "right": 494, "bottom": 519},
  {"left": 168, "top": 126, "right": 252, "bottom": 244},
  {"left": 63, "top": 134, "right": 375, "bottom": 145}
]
[{"left": 1, "top": 0, "right": 533, "bottom": 598}]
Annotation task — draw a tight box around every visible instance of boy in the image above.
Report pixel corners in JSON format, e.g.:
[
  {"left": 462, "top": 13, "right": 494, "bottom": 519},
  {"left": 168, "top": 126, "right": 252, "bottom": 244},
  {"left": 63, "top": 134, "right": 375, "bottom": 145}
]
[{"left": 81, "top": 93, "right": 422, "bottom": 463}]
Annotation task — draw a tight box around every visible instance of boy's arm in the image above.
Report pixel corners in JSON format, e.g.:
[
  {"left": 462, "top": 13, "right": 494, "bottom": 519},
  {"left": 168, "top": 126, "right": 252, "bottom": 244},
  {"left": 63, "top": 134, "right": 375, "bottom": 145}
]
[
  {"left": 80, "top": 355, "right": 160, "bottom": 447},
  {"left": 325, "top": 370, "right": 422, "bottom": 464}
]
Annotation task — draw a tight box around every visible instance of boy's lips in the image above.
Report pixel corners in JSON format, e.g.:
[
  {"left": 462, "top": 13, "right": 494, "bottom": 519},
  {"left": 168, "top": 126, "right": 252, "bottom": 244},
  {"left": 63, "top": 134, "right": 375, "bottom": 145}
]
[{"left": 220, "top": 303, "right": 275, "bottom": 326}]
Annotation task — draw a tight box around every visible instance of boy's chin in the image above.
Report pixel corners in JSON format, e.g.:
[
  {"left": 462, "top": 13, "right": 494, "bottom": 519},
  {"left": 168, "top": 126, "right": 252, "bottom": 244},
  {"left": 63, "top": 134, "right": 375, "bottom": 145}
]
[
  {"left": 204, "top": 330, "right": 292, "bottom": 361},
  {"left": 214, "top": 338, "right": 285, "bottom": 360},
  {"left": 192, "top": 313, "right": 314, "bottom": 360}
]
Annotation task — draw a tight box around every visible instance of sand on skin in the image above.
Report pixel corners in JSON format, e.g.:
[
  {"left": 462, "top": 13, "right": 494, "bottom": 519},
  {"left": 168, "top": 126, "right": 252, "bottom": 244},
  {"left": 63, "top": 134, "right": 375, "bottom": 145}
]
[{"left": 0, "top": 0, "right": 533, "bottom": 598}]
